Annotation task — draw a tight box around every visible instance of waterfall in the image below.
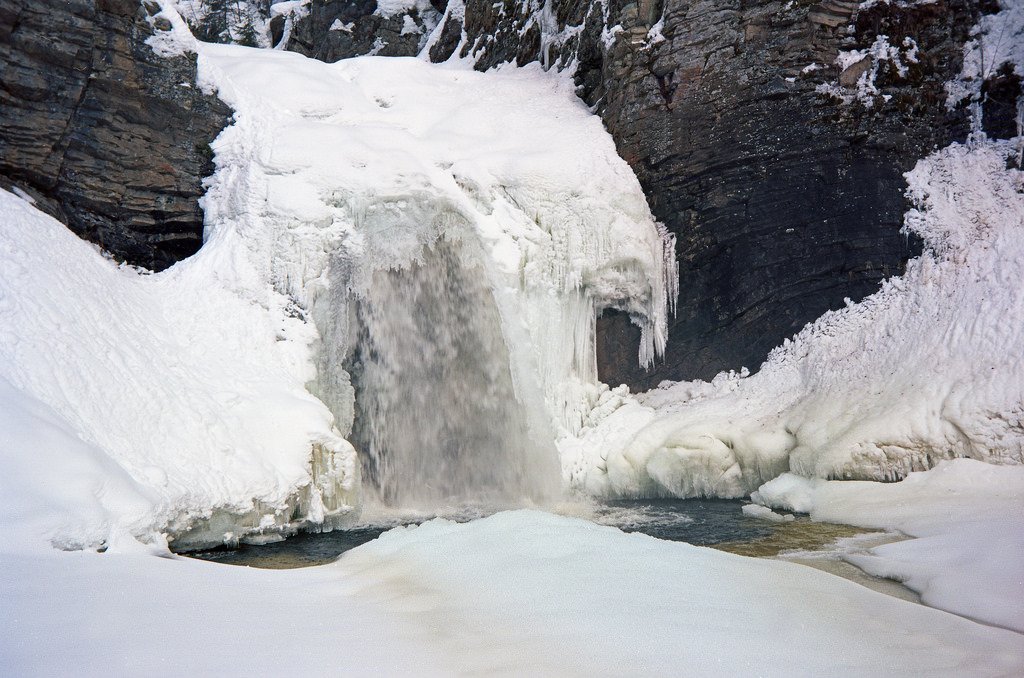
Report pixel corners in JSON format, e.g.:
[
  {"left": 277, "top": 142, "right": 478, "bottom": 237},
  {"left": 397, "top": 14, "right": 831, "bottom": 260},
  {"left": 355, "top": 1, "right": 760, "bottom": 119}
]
[{"left": 349, "top": 237, "right": 561, "bottom": 508}]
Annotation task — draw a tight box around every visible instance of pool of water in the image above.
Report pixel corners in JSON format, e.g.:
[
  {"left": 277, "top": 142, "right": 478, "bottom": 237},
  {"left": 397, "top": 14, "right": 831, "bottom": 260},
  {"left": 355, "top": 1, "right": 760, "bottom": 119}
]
[{"left": 187, "top": 498, "right": 864, "bottom": 569}]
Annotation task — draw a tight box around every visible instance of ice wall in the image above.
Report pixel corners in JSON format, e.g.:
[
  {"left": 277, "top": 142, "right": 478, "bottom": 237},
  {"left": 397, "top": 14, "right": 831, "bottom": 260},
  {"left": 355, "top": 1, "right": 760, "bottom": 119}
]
[{"left": 195, "top": 44, "right": 676, "bottom": 511}]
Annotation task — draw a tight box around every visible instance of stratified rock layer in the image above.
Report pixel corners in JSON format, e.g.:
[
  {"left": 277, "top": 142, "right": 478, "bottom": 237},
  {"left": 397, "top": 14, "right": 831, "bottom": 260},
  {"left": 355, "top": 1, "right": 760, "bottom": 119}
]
[
  {"left": 278, "top": 0, "right": 983, "bottom": 386},
  {"left": 0, "top": 0, "right": 229, "bottom": 270},
  {"left": 588, "top": 0, "right": 975, "bottom": 386}
]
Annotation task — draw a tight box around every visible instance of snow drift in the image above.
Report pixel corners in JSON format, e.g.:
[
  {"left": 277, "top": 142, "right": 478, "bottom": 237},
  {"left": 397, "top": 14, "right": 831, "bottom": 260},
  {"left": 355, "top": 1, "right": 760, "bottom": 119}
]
[{"left": 568, "top": 138, "right": 1024, "bottom": 498}]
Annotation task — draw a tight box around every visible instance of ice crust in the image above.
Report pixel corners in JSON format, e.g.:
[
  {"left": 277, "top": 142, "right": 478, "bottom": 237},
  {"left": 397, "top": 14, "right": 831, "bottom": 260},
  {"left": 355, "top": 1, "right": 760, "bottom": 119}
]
[
  {"left": 567, "top": 139, "right": 1024, "bottom": 498},
  {"left": 754, "top": 459, "right": 1024, "bottom": 633}
]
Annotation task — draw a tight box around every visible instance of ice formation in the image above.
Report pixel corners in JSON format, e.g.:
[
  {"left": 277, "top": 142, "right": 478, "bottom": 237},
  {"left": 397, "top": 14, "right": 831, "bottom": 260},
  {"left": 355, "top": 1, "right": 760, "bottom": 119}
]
[
  {"left": 195, "top": 42, "right": 675, "bottom": 510},
  {"left": 567, "top": 137, "right": 1024, "bottom": 499},
  {"left": 753, "top": 459, "right": 1024, "bottom": 632},
  {"left": 1, "top": 2, "right": 675, "bottom": 543}
]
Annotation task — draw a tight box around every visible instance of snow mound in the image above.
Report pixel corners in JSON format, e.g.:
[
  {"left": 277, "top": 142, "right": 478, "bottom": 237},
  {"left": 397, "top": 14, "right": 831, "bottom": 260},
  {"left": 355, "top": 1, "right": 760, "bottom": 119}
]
[
  {"left": 566, "top": 138, "right": 1024, "bottom": 497},
  {"left": 753, "top": 459, "right": 1024, "bottom": 632},
  {"left": 5, "top": 509, "right": 1024, "bottom": 676},
  {"left": 0, "top": 189, "right": 356, "bottom": 550},
  {"left": 337, "top": 509, "right": 1024, "bottom": 676}
]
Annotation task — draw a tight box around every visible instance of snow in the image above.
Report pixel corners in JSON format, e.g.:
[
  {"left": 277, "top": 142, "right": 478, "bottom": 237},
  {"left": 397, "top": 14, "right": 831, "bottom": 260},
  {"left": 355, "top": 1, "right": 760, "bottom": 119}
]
[
  {"left": 754, "top": 459, "right": 1024, "bottom": 633},
  {"left": 0, "top": 546, "right": 452, "bottom": 677},
  {"left": 4, "top": 510, "right": 1024, "bottom": 676},
  {"left": 566, "top": 138, "right": 1024, "bottom": 499},
  {"left": 332, "top": 511, "right": 1024, "bottom": 675},
  {"left": 0, "top": 189, "right": 357, "bottom": 550},
  {"left": 146, "top": 0, "right": 199, "bottom": 57},
  {"left": 374, "top": 0, "right": 435, "bottom": 19},
  {"left": 956, "top": 0, "right": 1024, "bottom": 112},
  {"left": 741, "top": 503, "right": 794, "bottom": 522},
  {"left": 832, "top": 34, "right": 921, "bottom": 107}
]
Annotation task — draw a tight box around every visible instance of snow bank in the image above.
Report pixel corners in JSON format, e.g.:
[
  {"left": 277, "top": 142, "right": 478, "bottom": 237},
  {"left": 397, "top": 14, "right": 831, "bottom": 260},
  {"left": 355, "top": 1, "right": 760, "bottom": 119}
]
[
  {"left": 6, "top": 509, "right": 1022, "bottom": 676},
  {"left": 1, "top": 8, "right": 366, "bottom": 554},
  {"left": 0, "top": 546, "right": 451, "bottom": 677},
  {"left": 754, "top": 459, "right": 1024, "bottom": 632},
  {"left": 567, "top": 138, "right": 1024, "bottom": 497},
  {"left": 337, "top": 510, "right": 1024, "bottom": 676},
  {"left": 0, "top": 190, "right": 356, "bottom": 550}
]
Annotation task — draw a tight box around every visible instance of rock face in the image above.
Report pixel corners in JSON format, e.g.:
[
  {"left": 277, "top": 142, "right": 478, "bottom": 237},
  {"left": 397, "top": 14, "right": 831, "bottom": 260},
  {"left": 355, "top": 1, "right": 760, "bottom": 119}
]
[
  {"left": 413, "top": 0, "right": 980, "bottom": 387},
  {"left": 0, "top": 0, "right": 229, "bottom": 270},
  {"left": 589, "top": 0, "right": 977, "bottom": 387},
  {"left": 256, "top": 0, "right": 989, "bottom": 387},
  {"left": 284, "top": 0, "right": 439, "bottom": 61}
]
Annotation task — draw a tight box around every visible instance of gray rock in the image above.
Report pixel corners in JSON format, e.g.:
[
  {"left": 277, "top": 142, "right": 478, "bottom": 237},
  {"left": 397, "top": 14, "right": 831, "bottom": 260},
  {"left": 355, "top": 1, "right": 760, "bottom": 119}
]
[
  {"left": 0, "top": 0, "right": 230, "bottom": 270},
  {"left": 410, "top": 0, "right": 977, "bottom": 388}
]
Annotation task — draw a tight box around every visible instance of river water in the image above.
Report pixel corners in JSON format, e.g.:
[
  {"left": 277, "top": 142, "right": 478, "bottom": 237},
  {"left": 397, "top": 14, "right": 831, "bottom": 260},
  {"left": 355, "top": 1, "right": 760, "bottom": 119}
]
[{"left": 187, "top": 498, "right": 916, "bottom": 604}]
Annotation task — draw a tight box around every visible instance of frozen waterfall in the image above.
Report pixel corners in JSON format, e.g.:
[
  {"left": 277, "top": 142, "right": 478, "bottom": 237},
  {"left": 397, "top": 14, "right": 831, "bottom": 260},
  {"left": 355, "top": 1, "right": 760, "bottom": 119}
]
[
  {"left": 193, "top": 48, "right": 675, "bottom": 520},
  {"left": 348, "top": 236, "right": 561, "bottom": 507}
]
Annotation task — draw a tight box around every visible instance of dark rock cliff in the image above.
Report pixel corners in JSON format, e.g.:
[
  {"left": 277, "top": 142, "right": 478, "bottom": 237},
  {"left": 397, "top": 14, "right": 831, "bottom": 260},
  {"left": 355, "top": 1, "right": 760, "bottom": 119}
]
[
  {"left": 0, "top": 0, "right": 229, "bottom": 270},
  {"left": 266, "top": 0, "right": 992, "bottom": 387},
  {"left": 590, "top": 0, "right": 977, "bottom": 387},
  {"left": 3, "top": 0, "right": 1014, "bottom": 387}
]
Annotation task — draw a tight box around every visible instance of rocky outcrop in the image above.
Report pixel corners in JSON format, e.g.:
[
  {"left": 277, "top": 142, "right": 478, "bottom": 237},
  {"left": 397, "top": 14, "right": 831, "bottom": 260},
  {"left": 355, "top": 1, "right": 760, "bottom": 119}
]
[
  {"left": 414, "top": 0, "right": 980, "bottom": 387},
  {"left": 176, "top": 0, "right": 440, "bottom": 60},
  {"left": 249, "top": 0, "right": 987, "bottom": 387},
  {"left": 284, "top": 0, "right": 438, "bottom": 61},
  {"left": 0, "top": 0, "right": 229, "bottom": 270}
]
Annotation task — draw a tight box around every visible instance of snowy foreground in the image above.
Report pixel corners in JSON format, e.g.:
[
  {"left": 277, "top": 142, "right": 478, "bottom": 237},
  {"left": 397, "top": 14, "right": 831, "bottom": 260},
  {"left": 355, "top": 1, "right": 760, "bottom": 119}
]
[{"left": 3, "top": 508, "right": 1024, "bottom": 677}]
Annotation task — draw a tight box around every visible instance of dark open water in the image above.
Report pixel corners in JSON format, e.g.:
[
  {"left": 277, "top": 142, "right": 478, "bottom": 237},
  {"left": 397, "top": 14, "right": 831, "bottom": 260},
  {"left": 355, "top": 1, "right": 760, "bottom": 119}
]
[{"left": 187, "top": 498, "right": 860, "bottom": 569}]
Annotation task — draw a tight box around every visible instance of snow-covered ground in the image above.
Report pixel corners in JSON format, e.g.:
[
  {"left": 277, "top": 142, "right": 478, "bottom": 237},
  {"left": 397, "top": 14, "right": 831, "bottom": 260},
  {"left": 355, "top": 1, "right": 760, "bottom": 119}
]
[{"left": 3, "top": 510, "right": 1024, "bottom": 677}]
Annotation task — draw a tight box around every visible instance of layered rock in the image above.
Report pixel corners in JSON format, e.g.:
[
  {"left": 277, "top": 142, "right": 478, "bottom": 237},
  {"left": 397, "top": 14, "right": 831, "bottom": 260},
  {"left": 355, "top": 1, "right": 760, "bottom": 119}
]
[
  {"left": 590, "top": 0, "right": 977, "bottom": 386},
  {"left": 236, "top": 0, "right": 988, "bottom": 387},
  {"left": 2, "top": 0, "right": 1013, "bottom": 385},
  {"left": 0, "top": 0, "right": 229, "bottom": 270}
]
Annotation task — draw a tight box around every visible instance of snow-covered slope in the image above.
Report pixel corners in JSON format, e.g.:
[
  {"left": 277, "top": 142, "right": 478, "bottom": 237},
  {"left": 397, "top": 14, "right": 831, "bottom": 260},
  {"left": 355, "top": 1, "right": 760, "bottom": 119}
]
[
  {"left": 0, "top": 189, "right": 356, "bottom": 549},
  {"left": 567, "top": 138, "right": 1024, "bottom": 498}
]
